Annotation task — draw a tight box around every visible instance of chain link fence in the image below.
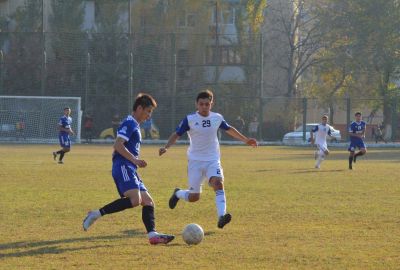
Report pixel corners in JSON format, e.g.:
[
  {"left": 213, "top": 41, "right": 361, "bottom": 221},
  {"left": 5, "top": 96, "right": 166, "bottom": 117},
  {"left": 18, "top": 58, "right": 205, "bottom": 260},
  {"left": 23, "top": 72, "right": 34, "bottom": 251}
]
[
  {"left": 0, "top": 1, "right": 399, "bottom": 143},
  {"left": 0, "top": 31, "right": 267, "bottom": 140}
]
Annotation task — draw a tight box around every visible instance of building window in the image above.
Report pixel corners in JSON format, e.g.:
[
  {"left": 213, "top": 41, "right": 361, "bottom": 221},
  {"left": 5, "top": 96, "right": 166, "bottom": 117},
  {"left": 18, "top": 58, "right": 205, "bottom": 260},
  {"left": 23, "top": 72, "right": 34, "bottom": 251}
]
[
  {"left": 206, "top": 46, "right": 241, "bottom": 65},
  {"left": 178, "top": 12, "right": 195, "bottom": 28},
  {"left": 82, "top": 1, "right": 95, "bottom": 31},
  {"left": 177, "top": 49, "right": 189, "bottom": 66},
  {"left": 212, "top": 7, "right": 235, "bottom": 25}
]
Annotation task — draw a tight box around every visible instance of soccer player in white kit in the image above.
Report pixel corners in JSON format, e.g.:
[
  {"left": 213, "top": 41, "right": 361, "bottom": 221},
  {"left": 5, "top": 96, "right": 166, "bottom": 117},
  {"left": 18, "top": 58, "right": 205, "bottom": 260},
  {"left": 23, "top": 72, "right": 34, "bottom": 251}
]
[
  {"left": 159, "top": 90, "right": 257, "bottom": 229},
  {"left": 310, "top": 115, "right": 334, "bottom": 169}
]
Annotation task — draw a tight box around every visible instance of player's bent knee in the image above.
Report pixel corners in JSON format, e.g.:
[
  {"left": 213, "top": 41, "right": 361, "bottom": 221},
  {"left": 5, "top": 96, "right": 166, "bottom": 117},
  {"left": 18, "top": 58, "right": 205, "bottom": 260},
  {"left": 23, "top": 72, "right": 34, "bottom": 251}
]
[
  {"left": 129, "top": 199, "right": 140, "bottom": 207},
  {"left": 213, "top": 182, "right": 224, "bottom": 190},
  {"left": 188, "top": 193, "right": 200, "bottom": 202},
  {"left": 141, "top": 198, "right": 154, "bottom": 207},
  {"left": 211, "top": 182, "right": 224, "bottom": 191},
  {"left": 210, "top": 177, "right": 224, "bottom": 190},
  {"left": 141, "top": 201, "right": 154, "bottom": 207}
]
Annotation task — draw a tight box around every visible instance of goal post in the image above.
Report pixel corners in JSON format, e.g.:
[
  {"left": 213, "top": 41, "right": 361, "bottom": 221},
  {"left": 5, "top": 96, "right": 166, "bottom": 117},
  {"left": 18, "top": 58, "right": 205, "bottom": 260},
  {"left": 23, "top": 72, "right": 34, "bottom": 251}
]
[{"left": 0, "top": 96, "right": 82, "bottom": 144}]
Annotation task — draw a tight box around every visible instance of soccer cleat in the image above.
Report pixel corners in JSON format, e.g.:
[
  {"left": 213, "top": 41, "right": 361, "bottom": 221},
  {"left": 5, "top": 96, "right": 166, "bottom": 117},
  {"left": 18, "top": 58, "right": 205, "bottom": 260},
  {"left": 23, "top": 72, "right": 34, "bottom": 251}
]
[
  {"left": 83, "top": 211, "right": 100, "bottom": 231},
  {"left": 53, "top": 152, "right": 57, "bottom": 161},
  {"left": 149, "top": 233, "right": 175, "bottom": 245},
  {"left": 58, "top": 160, "right": 64, "bottom": 164},
  {"left": 218, "top": 213, "right": 232, "bottom": 229},
  {"left": 168, "top": 188, "right": 180, "bottom": 209},
  {"left": 315, "top": 165, "right": 320, "bottom": 169}
]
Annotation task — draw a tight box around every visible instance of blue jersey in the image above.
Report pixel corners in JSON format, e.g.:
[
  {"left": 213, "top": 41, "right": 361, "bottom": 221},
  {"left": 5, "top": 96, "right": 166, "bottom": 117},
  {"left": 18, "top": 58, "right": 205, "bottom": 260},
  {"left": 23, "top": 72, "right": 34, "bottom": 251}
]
[
  {"left": 112, "top": 115, "right": 141, "bottom": 166},
  {"left": 58, "top": 115, "right": 72, "bottom": 136},
  {"left": 349, "top": 121, "right": 366, "bottom": 143}
]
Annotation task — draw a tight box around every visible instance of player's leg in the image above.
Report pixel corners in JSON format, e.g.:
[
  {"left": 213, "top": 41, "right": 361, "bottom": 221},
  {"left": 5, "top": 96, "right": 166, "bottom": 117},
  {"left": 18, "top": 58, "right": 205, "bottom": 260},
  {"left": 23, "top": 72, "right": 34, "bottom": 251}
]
[
  {"left": 353, "top": 142, "right": 367, "bottom": 163},
  {"left": 314, "top": 145, "right": 322, "bottom": 168},
  {"left": 83, "top": 163, "right": 140, "bottom": 231},
  {"left": 55, "top": 135, "right": 70, "bottom": 163},
  {"left": 140, "top": 190, "right": 174, "bottom": 245},
  {"left": 208, "top": 162, "right": 231, "bottom": 229},
  {"left": 58, "top": 146, "right": 70, "bottom": 163},
  {"left": 53, "top": 135, "right": 64, "bottom": 161},
  {"left": 83, "top": 195, "right": 138, "bottom": 232},
  {"left": 348, "top": 144, "right": 355, "bottom": 169},
  {"left": 315, "top": 145, "right": 329, "bottom": 169},
  {"left": 169, "top": 160, "right": 203, "bottom": 209}
]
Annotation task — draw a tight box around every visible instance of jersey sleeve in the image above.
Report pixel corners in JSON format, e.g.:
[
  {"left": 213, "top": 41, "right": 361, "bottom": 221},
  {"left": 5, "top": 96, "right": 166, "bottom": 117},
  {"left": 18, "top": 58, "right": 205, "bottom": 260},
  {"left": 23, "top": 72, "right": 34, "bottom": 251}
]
[
  {"left": 176, "top": 117, "right": 190, "bottom": 136},
  {"left": 117, "top": 120, "right": 135, "bottom": 141},
  {"left": 311, "top": 125, "right": 318, "bottom": 132},
  {"left": 219, "top": 119, "right": 230, "bottom": 130},
  {"left": 348, "top": 123, "right": 355, "bottom": 133},
  {"left": 328, "top": 127, "right": 332, "bottom": 136}
]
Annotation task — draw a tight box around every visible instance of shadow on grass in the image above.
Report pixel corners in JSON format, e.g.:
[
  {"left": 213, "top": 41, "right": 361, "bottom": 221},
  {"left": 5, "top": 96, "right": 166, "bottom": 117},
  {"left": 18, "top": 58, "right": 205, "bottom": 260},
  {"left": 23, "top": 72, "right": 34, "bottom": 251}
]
[
  {"left": 0, "top": 245, "right": 112, "bottom": 258},
  {"left": 0, "top": 229, "right": 142, "bottom": 258},
  {"left": 287, "top": 168, "right": 346, "bottom": 174},
  {"left": 255, "top": 169, "right": 276, "bottom": 172}
]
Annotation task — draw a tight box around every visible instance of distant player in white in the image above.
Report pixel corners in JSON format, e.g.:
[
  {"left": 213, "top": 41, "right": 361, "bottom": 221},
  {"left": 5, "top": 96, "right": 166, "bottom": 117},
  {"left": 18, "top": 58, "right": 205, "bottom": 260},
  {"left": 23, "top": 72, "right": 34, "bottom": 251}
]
[
  {"left": 310, "top": 115, "right": 334, "bottom": 169},
  {"left": 159, "top": 90, "right": 257, "bottom": 229}
]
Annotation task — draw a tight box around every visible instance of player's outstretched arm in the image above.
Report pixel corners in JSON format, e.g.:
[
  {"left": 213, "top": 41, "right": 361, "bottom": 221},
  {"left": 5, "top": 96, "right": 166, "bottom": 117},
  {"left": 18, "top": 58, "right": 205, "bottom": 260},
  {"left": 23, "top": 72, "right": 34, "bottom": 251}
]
[
  {"left": 225, "top": 127, "right": 258, "bottom": 147},
  {"left": 159, "top": 132, "right": 180, "bottom": 156}
]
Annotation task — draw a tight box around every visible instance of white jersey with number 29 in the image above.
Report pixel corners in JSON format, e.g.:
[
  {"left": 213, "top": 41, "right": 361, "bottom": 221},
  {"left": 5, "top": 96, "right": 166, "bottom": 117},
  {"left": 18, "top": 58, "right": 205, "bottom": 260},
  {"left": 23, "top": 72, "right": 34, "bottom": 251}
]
[{"left": 176, "top": 112, "right": 230, "bottom": 161}]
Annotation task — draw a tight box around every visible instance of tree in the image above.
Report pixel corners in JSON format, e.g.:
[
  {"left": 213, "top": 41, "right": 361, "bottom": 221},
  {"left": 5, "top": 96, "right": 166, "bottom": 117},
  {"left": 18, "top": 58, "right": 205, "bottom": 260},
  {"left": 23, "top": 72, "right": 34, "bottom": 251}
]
[
  {"left": 47, "top": 0, "right": 85, "bottom": 97},
  {"left": 2, "top": 0, "right": 43, "bottom": 95},
  {"left": 265, "top": 0, "right": 324, "bottom": 98},
  {"left": 310, "top": 0, "right": 400, "bottom": 133}
]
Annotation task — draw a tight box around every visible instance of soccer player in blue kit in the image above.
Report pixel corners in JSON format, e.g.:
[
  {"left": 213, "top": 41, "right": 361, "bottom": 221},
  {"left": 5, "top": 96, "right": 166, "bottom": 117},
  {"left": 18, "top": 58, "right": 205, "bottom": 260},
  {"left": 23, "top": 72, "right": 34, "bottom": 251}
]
[
  {"left": 159, "top": 90, "right": 258, "bottom": 229},
  {"left": 83, "top": 93, "right": 174, "bottom": 245},
  {"left": 53, "top": 107, "right": 74, "bottom": 164},
  {"left": 348, "top": 112, "right": 367, "bottom": 170}
]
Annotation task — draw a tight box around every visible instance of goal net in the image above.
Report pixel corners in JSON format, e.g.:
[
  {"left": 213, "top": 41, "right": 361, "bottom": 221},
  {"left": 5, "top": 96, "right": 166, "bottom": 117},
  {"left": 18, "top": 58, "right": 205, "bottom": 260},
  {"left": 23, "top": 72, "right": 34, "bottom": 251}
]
[{"left": 0, "top": 96, "right": 81, "bottom": 144}]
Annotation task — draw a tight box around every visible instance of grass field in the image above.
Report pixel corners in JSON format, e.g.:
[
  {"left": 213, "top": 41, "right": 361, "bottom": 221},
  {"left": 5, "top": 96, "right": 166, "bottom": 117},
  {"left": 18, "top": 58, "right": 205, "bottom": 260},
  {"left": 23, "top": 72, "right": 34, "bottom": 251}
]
[{"left": 0, "top": 144, "right": 399, "bottom": 270}]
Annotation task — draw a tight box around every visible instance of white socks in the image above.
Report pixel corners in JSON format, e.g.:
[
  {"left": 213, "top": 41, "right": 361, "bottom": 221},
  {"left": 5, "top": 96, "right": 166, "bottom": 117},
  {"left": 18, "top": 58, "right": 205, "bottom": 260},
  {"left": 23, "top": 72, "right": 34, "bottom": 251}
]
[
  {"left": 315, "top": 152, "right": 325, "bottom": 168},
  {"left": 176, "top": 190, "right": 190, "bottom": 201},
  {"left": 175, "top": 189, "right": 227, "bottom": 217},
  {"left": 215, "top": 190, "right": 226, "bottom": 217}
]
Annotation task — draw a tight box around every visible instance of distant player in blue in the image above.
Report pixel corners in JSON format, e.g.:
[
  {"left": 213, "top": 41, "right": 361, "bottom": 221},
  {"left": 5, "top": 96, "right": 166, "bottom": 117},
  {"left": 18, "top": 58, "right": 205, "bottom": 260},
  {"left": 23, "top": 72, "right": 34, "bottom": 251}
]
[
  {"left": 348, "top": 112, "right": 367, "bottom": 170},
  {"left": 82, "top": 93, "right": 174, "bottom": 245},
  {"left": 53, "top": 107, "right": 74, "bottom": 164}
]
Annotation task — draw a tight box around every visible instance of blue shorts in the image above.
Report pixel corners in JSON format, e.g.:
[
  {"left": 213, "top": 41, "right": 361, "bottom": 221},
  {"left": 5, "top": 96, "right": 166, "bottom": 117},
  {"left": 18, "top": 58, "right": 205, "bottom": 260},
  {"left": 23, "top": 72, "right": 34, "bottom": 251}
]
[
  {"left": 348, "top": 140, "right": 366, "bottom": 152},
  {"left": 112, "top": 160, "right": 147, "bottom": 197},
  {"left": 59, "top": 134, "right": 71, "bottom": 148}
]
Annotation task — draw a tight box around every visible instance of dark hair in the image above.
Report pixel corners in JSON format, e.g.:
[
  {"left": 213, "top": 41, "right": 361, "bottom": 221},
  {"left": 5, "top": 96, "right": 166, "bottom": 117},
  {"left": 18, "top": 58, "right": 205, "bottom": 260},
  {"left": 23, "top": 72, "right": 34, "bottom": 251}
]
[
  {"left": 64, "top": 107, "right": 71, "bottom": 111},
  {"left": 355, "top": 112, "right": 362, "bottom": 116},
  {"left": 196, "top": 89, "right": 213, "bottom": 102},
  {"left": 133, "top": 93, "right": 157, "bottom": 111}
]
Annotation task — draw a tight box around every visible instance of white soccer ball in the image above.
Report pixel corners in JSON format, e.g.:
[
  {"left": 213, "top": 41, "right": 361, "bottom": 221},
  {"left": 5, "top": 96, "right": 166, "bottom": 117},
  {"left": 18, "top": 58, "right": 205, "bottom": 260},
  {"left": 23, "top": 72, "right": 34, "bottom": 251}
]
[{"left": 182, "top": 223, "right": 204, "bottom": 245}]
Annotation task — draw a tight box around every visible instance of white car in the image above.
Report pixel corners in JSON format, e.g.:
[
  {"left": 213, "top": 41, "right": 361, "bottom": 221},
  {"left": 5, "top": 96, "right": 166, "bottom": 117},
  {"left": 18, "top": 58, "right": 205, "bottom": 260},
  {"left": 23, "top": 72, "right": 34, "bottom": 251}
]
[{"left": 282, "top": 123, "right": 341, "bottom": 144}]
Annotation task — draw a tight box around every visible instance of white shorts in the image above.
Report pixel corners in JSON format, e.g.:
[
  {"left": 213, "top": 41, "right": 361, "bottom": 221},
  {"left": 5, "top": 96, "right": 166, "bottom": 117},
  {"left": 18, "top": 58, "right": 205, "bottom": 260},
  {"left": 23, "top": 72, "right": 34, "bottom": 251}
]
[
  {"left": 316, "top": 143, "right": 328, "bottom": 153},
  {"left": 187, "top": 160, "right": 224, "bottom": 193}
]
